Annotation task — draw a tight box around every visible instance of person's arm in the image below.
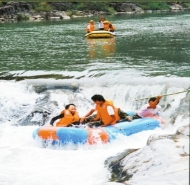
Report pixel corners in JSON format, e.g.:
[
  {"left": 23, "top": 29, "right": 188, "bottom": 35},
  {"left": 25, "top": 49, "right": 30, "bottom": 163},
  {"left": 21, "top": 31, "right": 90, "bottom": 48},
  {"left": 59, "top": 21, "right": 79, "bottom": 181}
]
[
  {"left": 148, "top": 96, "right": 162, "bottom": 109},
  {"left": 80, "top": 109, "right": 95, "bottom": 122},
  {"left": 50, "top": 113, "right": 64, "bottom": 126}
]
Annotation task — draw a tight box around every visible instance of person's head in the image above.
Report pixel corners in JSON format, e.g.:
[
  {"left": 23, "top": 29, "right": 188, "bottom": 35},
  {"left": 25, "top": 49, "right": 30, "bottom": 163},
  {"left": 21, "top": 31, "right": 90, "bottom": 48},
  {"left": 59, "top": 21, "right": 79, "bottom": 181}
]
[
  {"left": 103, "top": 20, "right": 109, "bottom": 25},
  {"left": 91, "top": 94, "right": 105, "bottom": 106},
  {"left": 65, "top": 104, "right": 76, "bottom": 114},
  {"left": 148, "top": 97, "right": 159, "bottom": 105},
  {"left": 101, "top": 17, "right": 105, "bottom": 21},
  {"left": 89, "top": 20, "right": 94, "bottom": 24}
]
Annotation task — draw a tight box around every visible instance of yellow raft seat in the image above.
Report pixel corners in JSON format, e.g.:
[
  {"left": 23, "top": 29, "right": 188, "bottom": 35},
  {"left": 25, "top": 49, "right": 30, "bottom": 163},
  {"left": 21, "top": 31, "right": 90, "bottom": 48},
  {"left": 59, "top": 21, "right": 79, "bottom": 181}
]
[{"left": 85, "top": 30, "right": 116, "bottom": 39}]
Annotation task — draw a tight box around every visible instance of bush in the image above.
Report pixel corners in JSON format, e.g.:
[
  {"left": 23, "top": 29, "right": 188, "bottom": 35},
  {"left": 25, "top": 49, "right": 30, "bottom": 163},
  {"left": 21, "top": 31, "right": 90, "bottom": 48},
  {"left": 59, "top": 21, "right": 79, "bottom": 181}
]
[
  {"left": 72, "top": 2, "right": 115, "bottom": 12},
  {"left": 139, "top": 2, "right": 169, "bottom": 10},
  {"left": 182, "top": 3, "right": 190, "bottom": 8},
  {"left": 34, "top": 2, "right": 52, "bottom": 12},
  {"left": 17, "top": 13, "right": 30, "bottom": 21}
]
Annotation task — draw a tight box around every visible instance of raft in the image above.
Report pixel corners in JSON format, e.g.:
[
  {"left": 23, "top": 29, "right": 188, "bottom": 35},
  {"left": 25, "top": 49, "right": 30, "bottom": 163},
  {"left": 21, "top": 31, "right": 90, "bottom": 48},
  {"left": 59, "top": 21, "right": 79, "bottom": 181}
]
[
  {"left": 85, "top": 30, "right": 116, "bottom": 39},
  {"left": 32, "top": 112, "right": 161, "bottom": 145}
]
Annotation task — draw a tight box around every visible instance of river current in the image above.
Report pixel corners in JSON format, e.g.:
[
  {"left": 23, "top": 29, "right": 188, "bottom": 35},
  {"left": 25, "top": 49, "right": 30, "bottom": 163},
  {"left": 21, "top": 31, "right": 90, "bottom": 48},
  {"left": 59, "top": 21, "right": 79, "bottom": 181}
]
[{"left": 0, "top": 12, "right": 190, "bottom": 185}]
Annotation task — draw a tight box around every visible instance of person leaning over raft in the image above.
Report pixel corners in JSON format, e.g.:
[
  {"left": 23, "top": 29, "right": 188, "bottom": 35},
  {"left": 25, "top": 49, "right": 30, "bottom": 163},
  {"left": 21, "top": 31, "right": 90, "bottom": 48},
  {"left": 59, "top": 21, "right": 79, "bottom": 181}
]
[
  {"left": 133, "top": 96, "right": 162, "bottom": 119},
  {"left": 50, "top": 104, "right": 81, "bottom": 127},
  {"left": 86, "top": 20, "right": 95, "bottom": 33},
  {"left": 80, "top": 94, "right": 132, "bottom": 127}
]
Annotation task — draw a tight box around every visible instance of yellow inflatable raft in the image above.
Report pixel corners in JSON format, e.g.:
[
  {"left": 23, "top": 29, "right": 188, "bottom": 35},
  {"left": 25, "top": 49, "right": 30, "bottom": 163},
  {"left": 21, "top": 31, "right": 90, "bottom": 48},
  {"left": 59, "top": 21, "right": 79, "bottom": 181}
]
[{"left": 85, "top": 30, "right": 116, "bottom": 39}]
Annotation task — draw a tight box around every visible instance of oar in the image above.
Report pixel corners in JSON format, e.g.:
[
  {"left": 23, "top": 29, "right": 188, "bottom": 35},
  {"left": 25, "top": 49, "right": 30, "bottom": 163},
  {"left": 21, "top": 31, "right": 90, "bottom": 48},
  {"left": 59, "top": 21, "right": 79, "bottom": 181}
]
[{"left": 135, "top": 89, "right": 190, "bottom": 101}]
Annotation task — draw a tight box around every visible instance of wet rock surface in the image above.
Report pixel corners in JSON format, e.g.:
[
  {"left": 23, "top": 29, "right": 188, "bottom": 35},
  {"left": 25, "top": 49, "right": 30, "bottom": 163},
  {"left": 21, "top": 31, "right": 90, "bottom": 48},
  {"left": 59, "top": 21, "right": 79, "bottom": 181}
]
[{"left": 105, "top": 124, "right": 189, "bottom": 184}]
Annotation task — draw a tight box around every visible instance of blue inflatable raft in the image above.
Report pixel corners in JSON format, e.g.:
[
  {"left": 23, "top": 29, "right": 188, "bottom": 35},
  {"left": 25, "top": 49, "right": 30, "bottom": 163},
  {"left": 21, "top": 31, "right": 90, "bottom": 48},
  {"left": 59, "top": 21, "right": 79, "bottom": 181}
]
[{"left": 32, "top": 114, "right": 161, "bottom": 145}]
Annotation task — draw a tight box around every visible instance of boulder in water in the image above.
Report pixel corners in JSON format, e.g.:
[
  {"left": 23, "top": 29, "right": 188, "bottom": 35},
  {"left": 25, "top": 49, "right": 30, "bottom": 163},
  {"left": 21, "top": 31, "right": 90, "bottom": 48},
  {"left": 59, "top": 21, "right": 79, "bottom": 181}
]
[{"left": 105, "top": 125, "right": 189, "bottom": 184}]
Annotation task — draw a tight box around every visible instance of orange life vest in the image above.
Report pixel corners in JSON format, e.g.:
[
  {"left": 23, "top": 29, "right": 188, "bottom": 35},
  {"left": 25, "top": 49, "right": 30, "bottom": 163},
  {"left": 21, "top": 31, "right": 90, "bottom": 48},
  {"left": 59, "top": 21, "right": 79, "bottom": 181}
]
[
  {"left": 56, "top": 110, "right": 80, "bottom": 127},
  {"left": 103, "top": 22, "right": 109, "bottom": 31},
  {"left": 86, "top": 23, "right": 95, "bottom": 33},
  {"left": 95, "top": 101, "right": 120, "bottom": 126}
]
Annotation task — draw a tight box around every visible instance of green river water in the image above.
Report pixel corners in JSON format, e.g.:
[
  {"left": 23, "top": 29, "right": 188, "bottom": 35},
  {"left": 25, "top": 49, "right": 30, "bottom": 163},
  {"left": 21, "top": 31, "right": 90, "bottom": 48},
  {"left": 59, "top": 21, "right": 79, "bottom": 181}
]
[{"left": 0, "top": 12, "right": 190, "bottom": 79}]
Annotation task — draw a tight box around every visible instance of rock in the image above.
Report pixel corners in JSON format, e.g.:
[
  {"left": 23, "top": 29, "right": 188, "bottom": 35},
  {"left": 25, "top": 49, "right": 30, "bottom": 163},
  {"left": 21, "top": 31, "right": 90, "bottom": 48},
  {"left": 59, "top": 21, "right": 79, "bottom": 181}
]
[
  {"left": 176, "top": 124, "right": 190, "bottom": 136},
  {"left": 105, "top": 149, "right": 139, "bottom": 182},
  {"left": 170, "top": 4, "right": 184, "bottom": 11},
  {"left": 18, "top": 93, "right": 58, "bottom": 126},
  {"left": 0, "top": 2, "right": 32, "bottom": 16},
  {"left": 48, "top": 2, "right": 72, "bottom": 11},
  {"left": 50, "top": 16, "right": 61, "bottom": 19},
  {"left": 109, "top": 3, "right": 143, "bottom": 13},
  {"left": 50, "top": 10, "right": 70, "bottom": 19},
  {"left": 105, "top": 126, "right": 189, "bottom": 184},
  {"left": 33, "top": 15, "right": 43, "bottom": 20},
  {"left": 0, "top": 18, "right": 5, "bottom": 21}
]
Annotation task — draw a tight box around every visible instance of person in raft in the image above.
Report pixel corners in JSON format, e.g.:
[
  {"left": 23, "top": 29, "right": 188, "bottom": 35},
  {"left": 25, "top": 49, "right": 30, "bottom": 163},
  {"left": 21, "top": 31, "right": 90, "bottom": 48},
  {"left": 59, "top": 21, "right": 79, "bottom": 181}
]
[
  {"left": 50, "top": 104, "right": 81, "bottom": 127},
  {"left": 98, "top": 17, "right": 105, "bottom": 30},
  {"left": 133, "top": 96, "right": 162, "bottom": 119},
  {"left": 80, "top": 94, "right": 132, "bottom": 127},
  {"left": 103, "top": 21, "right": 115, "bottom": 32},
  {"left": 86, "top": 20, "right": 95, "bottom": 33}
]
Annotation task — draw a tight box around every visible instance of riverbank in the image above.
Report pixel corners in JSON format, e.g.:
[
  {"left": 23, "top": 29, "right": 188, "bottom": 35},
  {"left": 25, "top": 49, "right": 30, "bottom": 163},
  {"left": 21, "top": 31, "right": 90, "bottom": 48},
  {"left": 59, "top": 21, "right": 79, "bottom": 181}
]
[{"left": 0, "top": 2, "right": 190, "bottom": 22}]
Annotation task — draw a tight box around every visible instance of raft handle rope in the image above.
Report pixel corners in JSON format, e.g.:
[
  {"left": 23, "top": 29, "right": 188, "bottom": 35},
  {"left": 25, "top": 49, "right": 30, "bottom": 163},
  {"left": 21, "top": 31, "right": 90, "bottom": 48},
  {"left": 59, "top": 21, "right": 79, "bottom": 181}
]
[{"left": 135, "top": 89, "right": 190, "bottom": 101}]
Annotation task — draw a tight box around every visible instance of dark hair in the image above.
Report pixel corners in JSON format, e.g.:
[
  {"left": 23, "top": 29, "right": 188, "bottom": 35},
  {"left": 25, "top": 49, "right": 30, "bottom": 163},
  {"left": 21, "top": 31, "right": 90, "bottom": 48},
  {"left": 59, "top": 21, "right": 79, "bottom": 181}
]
[
  {"left": 65, "top": 104, "right": 76, "bottom": 109},
  {"left": 91, "top": 94, "right": 105, "bottom": 102},
  {"left": 148, "top": 97, "right": 159, "bottom": 103}
]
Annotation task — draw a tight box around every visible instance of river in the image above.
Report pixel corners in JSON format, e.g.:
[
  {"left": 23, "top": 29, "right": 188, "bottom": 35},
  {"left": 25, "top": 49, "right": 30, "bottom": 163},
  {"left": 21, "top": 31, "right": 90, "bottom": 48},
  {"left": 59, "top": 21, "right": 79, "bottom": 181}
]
[{"left": 0, "top": 12, "right": 190, "bottom": 185}]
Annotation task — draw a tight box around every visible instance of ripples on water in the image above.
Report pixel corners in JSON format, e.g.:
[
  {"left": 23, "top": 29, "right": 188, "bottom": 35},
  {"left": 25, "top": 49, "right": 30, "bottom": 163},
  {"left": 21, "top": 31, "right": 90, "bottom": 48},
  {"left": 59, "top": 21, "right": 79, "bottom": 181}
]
[{"left": 0, "top": 12, "right": 190, "bottom": 79}]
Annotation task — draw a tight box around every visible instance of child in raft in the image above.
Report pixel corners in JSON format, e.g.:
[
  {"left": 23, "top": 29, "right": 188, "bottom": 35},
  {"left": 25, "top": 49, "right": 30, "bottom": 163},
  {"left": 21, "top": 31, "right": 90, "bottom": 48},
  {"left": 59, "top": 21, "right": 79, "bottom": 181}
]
[{"left": 50, "top": 104, "right": 81, "bottom": 127}]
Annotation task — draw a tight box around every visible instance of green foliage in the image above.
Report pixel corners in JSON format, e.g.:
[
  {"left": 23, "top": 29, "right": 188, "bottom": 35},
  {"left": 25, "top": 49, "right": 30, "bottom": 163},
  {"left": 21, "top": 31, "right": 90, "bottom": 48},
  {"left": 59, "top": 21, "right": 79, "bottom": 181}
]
[
  {"left": 0, "top": 1, "right": 6, "bottom": 7},
  {"left": 139, "top": 2, "right": 169, "bottom": 10},
  {"left": 66, "top": 10, "right": 79, "bottom": 17},
  {"left": 34, "top": 2, "right": 52, "bottom": 12},
  {"left": 182, "top": 3, "right": 190, "bottom": 8},
  {"left": 72, "top": 2, "right": 115, "bottom": 13},
  {"left": 107, "top": 7, "right": 116, "bottom": 14},
  {"left": 17, "top": 13, "right": 30, "bottom": 21}
]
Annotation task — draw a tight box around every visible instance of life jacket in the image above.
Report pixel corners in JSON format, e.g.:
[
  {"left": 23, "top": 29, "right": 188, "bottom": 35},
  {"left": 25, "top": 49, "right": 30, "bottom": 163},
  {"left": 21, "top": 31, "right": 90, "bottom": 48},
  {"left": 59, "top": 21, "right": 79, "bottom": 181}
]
[
  {"left": 103, "top": 22, "right": 109, "bottom": 31},
  {"left": 86, "top": 23, "right": 95, "bottom": 33},
  {"left": 95, "top": 101, "right": 120, "bottom": 126},
  {"left": 56, "top": 110, "right": 80, "bottom": 127}
]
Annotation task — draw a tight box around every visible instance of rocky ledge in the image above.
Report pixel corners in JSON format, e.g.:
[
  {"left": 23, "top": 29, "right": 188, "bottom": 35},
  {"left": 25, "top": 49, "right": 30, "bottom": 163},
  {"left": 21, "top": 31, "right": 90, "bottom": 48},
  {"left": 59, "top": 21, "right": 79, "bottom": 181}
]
[{"left": 105, "top": 124, "right": 189, "bottom": 185}]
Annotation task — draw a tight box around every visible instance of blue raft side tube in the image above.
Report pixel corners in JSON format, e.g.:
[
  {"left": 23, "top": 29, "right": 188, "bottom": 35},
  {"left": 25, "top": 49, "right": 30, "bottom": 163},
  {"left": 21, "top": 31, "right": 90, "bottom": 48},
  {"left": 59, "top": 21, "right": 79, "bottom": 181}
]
[
  {"left": 115, "top": 118, "right": 160, "bottom": 136},
  {"left": 56, "top": 127, "right": 88, "bottom": 144}
]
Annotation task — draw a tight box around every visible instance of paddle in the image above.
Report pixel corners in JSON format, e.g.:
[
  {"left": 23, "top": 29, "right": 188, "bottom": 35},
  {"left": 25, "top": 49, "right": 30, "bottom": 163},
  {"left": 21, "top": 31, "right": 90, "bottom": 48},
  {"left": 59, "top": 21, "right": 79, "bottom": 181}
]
[{"left": 135, "top": 89, "right": 190, "bottom": 101}]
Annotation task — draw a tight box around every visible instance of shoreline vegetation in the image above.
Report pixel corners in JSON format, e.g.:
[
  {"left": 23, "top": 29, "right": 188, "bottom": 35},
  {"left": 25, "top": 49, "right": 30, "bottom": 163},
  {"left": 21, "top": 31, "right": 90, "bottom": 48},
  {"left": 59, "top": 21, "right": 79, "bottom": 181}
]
[{"left": 0, "top": 2, "right": 190, "bottom": 22}]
